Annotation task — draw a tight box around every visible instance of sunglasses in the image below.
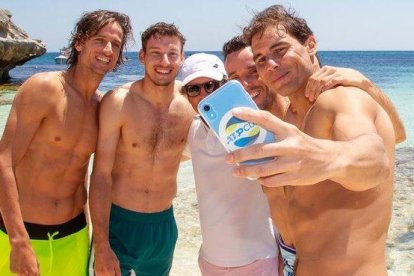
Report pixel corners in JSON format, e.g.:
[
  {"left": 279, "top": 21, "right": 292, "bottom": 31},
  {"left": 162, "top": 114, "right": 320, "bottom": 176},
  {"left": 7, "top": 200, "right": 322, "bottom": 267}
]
[{"left": 184, "top": 80, "right": 225, "bottom": 97}]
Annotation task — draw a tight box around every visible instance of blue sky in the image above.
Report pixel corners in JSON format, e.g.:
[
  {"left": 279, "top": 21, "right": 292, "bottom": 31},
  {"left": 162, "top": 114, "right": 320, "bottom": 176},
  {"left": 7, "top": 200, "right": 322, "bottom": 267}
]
[{"left": 3, "top": 0, "right": 414, "bottom": 51}]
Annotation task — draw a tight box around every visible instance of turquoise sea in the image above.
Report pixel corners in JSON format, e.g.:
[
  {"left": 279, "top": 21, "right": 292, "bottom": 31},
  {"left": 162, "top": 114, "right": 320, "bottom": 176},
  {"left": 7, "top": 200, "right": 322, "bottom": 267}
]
[
  {"left": 2, "top": 51, "right": 414, "bottom": 274},
  {"left": 5, "top": 50, "right": 414, "bottom": 147}
]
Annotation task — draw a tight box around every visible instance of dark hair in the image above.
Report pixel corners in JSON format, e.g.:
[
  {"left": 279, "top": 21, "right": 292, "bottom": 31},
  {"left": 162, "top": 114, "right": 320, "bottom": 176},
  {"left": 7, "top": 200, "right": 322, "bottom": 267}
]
[
  {"left": 67, "top": 10, "right": 133, "bottom": 69},
  {"left": 141, "top": 22, "right": 186, "bottom": 52},
  {"left": 243, "top": 5, "right": 314, "bottom": 46},
  {"left": 222, "top": 35, "right": 249, "bottom": 61}
]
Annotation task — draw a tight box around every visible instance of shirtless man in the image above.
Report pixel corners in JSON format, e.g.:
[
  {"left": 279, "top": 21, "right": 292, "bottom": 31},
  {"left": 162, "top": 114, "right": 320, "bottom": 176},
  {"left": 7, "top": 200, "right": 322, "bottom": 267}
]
[
  {"left": 90, "top": 22, "right": 194, "bottom": 276},
  {"left": 0, "top": 10, "right": 132, "bottom": 276},
  {"left": 226, "top": 5, "right": 405, "bottom": 275}
]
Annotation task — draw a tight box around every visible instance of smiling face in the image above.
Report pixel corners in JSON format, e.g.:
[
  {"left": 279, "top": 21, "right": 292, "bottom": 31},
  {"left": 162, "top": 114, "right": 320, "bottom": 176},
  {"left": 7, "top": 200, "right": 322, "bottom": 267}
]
[
  {"left": 139, "top": 35, "right": 184, "bottom": 87},
  {"left": 75, "top": 21, "right": 123, "bottom": 76},
  {"left": 251, "top": 25, "right": 316, "bottom": 98},
  {"left": 225, "top": 46, "right": 274, "bottom": 111}
]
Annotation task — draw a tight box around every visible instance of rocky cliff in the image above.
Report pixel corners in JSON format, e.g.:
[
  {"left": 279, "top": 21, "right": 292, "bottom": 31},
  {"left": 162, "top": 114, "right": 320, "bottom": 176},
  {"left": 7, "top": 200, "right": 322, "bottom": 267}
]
[{"left": 0, "top": 9, "right": 46, "bottom": 83}]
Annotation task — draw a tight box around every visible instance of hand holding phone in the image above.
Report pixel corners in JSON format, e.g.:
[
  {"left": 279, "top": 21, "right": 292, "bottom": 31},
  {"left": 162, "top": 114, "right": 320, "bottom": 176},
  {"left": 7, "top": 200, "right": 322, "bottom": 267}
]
[{"left": 198, "top": 80, "right": 275, "bottom": 166}]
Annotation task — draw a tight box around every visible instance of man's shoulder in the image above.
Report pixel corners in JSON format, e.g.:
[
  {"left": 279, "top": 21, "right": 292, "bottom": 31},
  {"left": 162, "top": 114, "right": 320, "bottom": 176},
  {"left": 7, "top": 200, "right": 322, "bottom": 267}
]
[
  {"left": 16, "top": 71, "right": 63, "bottom": 105},
  {"left": 22, "top": 71, "right": 62, "bottom": 92},
  {"left": 313, "top": 86, "right": 375, "bottom": 112},
  {"left": 102, "top": 82, "right": 134, "bottom": 100}
]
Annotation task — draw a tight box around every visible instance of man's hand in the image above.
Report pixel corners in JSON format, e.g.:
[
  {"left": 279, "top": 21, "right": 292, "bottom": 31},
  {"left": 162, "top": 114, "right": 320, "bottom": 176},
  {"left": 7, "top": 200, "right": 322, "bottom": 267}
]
[
  {"left": 305, "top": 66, "right": 368, "bottom": 102},
  {"left": 94, "top": 244, "right": 121, "bottom": 276},
  {"left": 10, "top": 240, "right": 39, "bottom": 276},
  {"left": 225, "top": 108, "right": 338, "bottom": 187}
]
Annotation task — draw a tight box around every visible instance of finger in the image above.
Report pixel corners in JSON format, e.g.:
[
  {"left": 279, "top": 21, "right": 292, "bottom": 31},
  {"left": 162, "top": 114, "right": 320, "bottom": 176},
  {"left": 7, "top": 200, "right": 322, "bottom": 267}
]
[
  {"left": 231, "top": 108, "right": 289, "bottom": 137},
  {"left": 227, "top": 140, "right": 294, "bottom": 164},
  {"left": 321, "top": 77, "right": 341, "bottom": 91},
  {"left": 306, "top": 75, "right": 327, "bottom": 101},
  {"left": 232, "top": 156, "right": 297, "bottom": 180},
  {"left": 306, "top": 66, "right": 330, "bottom": 97},
  {"left": 115, "top": 264, "right": 122, "bottom": 276}
]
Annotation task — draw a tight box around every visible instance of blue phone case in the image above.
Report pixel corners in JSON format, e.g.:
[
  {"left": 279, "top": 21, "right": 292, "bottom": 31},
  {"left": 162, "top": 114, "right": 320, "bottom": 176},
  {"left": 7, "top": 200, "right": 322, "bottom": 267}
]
[{"left": 197, "top": 80, "right": 275, "bottom": 165}]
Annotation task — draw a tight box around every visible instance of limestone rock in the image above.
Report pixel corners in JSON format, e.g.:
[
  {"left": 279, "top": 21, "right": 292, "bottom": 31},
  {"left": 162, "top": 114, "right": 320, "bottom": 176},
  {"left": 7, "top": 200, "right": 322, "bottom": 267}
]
[{"left": 0, "top": 9, "right": 46, "bottom": 83}]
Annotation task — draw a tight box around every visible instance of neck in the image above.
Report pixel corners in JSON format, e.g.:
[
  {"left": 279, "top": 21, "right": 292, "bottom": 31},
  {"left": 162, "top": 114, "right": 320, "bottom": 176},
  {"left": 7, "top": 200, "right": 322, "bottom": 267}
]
[
  {"left": 287, "top": 63, "right": 321, "bottom": 124},
  {"left": 64, "top": 66, "right": 103, "bottom": 100},
  {"left": 267, "top": 93, "right": 290, "bottom": 120},
  {"left": 140, "top": 77, "right": 177, "bottom": 107}
]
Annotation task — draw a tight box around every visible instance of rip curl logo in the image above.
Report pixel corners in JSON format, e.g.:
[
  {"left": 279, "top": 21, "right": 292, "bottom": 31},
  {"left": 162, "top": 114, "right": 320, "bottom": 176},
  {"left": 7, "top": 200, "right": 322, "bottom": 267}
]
[{"left": 218, "top": 110, "right": 267, "bottom": 151}]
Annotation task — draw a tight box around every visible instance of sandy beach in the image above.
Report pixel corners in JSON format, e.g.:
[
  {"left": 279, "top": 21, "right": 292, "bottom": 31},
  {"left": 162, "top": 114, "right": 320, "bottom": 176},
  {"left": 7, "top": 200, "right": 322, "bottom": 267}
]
[{"left": 171, "top": 147, "right": 414, "bottom": 276}]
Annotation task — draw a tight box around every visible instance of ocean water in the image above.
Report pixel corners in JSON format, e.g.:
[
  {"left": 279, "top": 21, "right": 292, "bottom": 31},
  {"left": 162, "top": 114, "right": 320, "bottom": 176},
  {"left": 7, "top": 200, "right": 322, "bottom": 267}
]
[{"left": 7, "top": 50, "right": 414, "bottom": 147}]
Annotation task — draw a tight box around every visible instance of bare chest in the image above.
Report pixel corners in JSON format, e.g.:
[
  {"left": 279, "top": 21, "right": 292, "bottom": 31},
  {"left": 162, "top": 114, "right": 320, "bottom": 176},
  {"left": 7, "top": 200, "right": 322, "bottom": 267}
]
[
  {"left": 34, "top": 99, "right": 99, "bottom": 156},
  {"left": 121, "top": 104, "right": 192, "bottom": 155}
]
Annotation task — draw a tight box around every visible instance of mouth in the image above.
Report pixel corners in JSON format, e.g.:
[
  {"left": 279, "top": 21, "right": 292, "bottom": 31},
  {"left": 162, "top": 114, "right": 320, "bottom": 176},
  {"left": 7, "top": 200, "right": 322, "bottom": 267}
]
[
  {"left": 247, "top": 87, "right": 262, "bottom": 99},
  {"left": 155, "top": 68, "right": 172, "bottom": 75},
  {"left": 96, "top": 56, "right": 110, "bottom": 63},
  {"left": 272, "top": 71, "right": 289, "bottom": 84}
]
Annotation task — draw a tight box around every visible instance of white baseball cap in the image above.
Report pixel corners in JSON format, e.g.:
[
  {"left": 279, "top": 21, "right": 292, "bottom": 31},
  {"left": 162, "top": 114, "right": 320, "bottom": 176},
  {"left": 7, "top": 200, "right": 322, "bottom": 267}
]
[{"left": 181, "top": 53, "right": 227, "bottom": 86}]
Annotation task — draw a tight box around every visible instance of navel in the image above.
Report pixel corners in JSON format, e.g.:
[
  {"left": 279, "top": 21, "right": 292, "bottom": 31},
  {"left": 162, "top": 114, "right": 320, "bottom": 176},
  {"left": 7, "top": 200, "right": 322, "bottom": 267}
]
[
  {"left": 132, "top": 142, "right": 138, "bottom": 148},
  {"left": 54, "top": 136, "right": 61, "bottom": 142}
]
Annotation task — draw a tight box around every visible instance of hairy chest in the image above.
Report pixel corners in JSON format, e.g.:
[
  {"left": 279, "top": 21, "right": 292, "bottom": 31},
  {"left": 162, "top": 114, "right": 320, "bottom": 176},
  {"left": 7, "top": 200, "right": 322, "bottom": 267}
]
[{"left": 120, "top": 102, "right": 193, "bottom": 155}]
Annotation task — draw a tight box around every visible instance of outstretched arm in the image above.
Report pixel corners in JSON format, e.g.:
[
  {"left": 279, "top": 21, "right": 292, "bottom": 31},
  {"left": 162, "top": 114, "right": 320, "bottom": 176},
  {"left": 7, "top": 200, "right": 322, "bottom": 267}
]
[
  {"left": 225, "top": 88, "right": 394, "bottom": 190},
  {"left": 306, "top": 66, "right": 405, "bottom": 143},
  {"left": 89, "top": 91, "right": 122, "bottom": 276}
]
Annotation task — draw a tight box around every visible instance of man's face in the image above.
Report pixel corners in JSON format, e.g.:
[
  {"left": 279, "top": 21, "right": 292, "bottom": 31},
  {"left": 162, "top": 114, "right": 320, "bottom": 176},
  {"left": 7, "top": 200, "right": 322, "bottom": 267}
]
[
  {"left": 225, "top": 47, "right": 274, "bottom": 111},
  {"left": 139, "top": 35, "right": 184, "bottom": 87},
  {"left": 251, "top": 25, "right": 316, "bottom": 97},
  {"left": 75, "top": 21, "right": 123, "bottom": 75},
  {"left": 185, "top": 77, "right": 222, "bottom": 112}
]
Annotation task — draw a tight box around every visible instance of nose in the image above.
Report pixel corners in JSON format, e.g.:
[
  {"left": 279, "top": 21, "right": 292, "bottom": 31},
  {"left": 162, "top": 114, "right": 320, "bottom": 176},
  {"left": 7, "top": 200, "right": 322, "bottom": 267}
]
[
  {"left": 265, "top": 58, "right": 279, "bottom": 71},
  {"left": 160, "top": 53, "right": 170, "bottom": 65},
  {"left": 103, "top": 42, "right": 113, "bottom": 55}
]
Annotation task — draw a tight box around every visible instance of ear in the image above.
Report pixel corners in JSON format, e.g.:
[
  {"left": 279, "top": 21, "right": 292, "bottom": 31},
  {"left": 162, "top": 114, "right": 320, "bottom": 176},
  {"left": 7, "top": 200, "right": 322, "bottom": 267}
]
[
  {"left": 75, "top": 41, "right": 83, "bottom": 52},
  {"left": 138, "top": 49, "right": 145, "bottom": 64},
  {"left": 179, "top": 52, "right": 185, "bottom": 67},
  {"left": 305, "top": 36, "right": 317, "bottom": 56}
]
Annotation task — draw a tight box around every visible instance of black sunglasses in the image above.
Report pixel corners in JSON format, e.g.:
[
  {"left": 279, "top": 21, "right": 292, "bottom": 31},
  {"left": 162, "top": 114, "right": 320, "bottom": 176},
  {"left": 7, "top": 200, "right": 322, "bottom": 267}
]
[{"left": 185, "top": 80, "right": 226, "bottom": 97}]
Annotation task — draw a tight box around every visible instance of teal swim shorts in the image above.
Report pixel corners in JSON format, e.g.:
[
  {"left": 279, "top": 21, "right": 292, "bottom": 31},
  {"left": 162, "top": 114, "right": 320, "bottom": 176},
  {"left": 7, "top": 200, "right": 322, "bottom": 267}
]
[
  {"left": 108, "top": 204, "right": 178, "bottom": 276},
  {"left": 0, "top": 212, "right": 89, "bottom": 276}
]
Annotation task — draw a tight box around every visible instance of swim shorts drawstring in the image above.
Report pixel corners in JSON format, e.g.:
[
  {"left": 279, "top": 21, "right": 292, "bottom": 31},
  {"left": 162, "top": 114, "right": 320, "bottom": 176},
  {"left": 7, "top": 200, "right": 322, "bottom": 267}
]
[{"left": 47, "top": 231, "right": 59, "bottom": 276}]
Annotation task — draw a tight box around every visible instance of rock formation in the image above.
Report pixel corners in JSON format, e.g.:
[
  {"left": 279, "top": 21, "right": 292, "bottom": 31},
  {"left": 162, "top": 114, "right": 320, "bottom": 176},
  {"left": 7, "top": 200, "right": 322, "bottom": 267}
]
[{"left": 0, "top": 9, "right": 46, "bottom": 83}]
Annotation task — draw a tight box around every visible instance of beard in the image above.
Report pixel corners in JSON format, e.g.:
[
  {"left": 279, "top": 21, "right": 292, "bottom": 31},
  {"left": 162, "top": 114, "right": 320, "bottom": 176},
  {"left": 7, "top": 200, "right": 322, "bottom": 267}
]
[{"left": 146, "top": 73, "right": 174, "bottom": 87}]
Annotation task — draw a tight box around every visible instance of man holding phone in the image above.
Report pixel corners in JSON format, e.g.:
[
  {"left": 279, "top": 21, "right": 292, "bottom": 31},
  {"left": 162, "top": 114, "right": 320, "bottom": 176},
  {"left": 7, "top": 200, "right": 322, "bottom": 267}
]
[
  {"left": 225, "top": 5, "right": 406, "bottom": 275},
  {"left": 180, "top": 49, "right": 398, "bottom": 275}
]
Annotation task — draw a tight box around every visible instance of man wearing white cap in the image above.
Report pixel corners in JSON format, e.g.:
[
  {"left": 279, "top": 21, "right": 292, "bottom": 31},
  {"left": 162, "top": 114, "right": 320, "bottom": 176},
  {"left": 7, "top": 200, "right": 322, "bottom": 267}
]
[{"left": 181, "top": 53, "right": 279, "bottom": 275}]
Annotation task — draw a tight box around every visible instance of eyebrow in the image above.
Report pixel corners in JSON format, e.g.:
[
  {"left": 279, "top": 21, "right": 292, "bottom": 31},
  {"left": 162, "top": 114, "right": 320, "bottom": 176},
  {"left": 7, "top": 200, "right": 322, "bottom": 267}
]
[{"left": 253, "top": 41, "right": 286, "bottom": 61}]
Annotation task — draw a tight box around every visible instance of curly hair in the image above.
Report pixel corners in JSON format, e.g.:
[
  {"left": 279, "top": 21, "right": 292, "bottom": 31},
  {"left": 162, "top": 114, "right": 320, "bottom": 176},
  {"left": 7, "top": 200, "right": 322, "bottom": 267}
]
[
  {"left": 67, "top": 10, "right": 133, "bottom": 69},
  {"left": 222, "top": 35, "right": 249, "bottom": 61},
  {"left": 243, "top": 5, "right": 314, "bottom": 46},
  {"left": 141, "top": 22, "right": 186, "bottom": 52}
]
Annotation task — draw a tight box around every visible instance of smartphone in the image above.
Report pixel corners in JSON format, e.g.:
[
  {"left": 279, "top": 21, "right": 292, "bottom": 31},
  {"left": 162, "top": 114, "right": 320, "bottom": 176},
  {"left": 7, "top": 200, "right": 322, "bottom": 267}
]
[{"left": 198, "top": 80, "right": 275, "bottom": 166}]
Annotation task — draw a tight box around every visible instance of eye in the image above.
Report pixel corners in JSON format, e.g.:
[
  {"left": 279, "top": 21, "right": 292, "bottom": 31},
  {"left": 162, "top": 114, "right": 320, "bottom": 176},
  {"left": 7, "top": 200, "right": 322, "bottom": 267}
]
[
  {"left": 248, "top": 68, "right": 258, "bottom": 76},
  {"left": 95, "top": 38, "right": 105, "bottom": 45},
  {"left": 255, "top": 56, "right": 266, "bottom": 65},
  {"left": 112, "top": 42, "right": 121, "bottom": 49},
  {"left": 273, "top": 47, "right": 286, "bottom": 57}
]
